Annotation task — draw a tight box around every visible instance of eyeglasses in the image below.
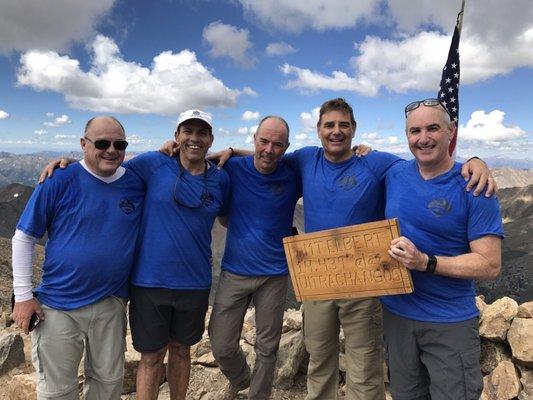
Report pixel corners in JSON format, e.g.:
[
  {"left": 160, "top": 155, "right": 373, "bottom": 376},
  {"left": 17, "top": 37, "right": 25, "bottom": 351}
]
[
  {"left": 404, "top": 98, "right": 451, "bottom": 118},
  {"left": 84, "top": 136, "right": 129, "bottom": 151},
  {"left": 173, "top": 156, "right": 213, "bottom": 209}
]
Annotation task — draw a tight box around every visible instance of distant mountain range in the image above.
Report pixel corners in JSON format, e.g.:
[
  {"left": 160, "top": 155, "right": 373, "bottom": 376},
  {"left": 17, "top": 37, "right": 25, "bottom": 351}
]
[{"left": 1, "top": 151, "right": 532, "bottom": 189}]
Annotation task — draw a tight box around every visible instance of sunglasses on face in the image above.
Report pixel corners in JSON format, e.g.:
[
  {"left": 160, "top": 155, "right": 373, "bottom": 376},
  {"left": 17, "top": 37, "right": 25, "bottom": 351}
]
[
  {"left": 84, "top": 136, "right": 129, "bottom": 151},
  {"left": 404, "top": 98, "right": 451, "bottom": 119}
]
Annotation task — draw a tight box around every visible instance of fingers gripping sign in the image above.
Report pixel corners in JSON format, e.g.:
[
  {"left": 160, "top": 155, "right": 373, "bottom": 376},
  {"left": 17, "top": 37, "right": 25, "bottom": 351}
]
[{"left": 388, "top": 236, "right": 428, "bottom": 272}]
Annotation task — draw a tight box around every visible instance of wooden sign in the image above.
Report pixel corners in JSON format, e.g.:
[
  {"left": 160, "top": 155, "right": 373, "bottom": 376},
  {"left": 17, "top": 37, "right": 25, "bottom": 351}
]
[{"left": 283, "top": 219, "right": 413, "bottom": 301}]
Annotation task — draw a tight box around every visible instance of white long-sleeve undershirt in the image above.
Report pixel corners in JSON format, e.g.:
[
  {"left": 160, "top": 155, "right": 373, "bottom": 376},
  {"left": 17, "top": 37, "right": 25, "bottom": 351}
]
[{"left": 11, "top": 161, "right": 126, "bottom": 302}]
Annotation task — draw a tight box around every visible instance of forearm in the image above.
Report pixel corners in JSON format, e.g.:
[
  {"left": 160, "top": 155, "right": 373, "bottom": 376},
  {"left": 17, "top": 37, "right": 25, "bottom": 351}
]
[
  {"left": 12, "top": 229, "right": 38, "bottom": 302},
  {"left": 433, "top": 252, "right": 501, "bottom": 280},
  {"left": 231, "top": 148, "right": 253, "bottom": 157}
]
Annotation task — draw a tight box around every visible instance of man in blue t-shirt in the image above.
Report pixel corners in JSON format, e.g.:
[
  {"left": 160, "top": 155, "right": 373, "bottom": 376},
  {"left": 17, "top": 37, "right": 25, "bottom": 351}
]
[
  {"left": 125, "top": 110, "right": 230, "bottom": 400},
  {"left": 12, "top": 116, "right": 145, "bottom": 399},
  {"left": 207, "top": 116, "right": 301, "bottom": 400},
  {"left": 382, "top": 100, "right": 503, "bottom": 400}
]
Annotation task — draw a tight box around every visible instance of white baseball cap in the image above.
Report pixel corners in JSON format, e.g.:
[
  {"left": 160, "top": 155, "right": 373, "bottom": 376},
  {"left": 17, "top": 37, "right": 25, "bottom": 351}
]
[{"left": 177, "top": 109, "right": 213, "bottom": 129}]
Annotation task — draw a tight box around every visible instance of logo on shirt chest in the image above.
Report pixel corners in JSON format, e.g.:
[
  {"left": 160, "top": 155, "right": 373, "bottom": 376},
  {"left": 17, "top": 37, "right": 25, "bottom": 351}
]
[
  {"left": 427, "top": 198, "right": 452, "bottom": 217},
  {"left": 268, "top": 183, "right": 285, "bottom": 195},
  {"left": 338, "top": 174, "right": 357, "bottom": 191},
  {"left": 119, "top": 198, "right": 136, "bottom": 215}
]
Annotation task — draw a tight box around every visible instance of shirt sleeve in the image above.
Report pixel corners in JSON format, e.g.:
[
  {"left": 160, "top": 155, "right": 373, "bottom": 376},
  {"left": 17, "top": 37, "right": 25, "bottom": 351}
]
[
  {"left": 467, "top": 194, "right": 505, "bottom": 241},
  {"left": 282, "top": 146, "right": 317, "bottom": 176},
  {"left": 365, "top": 151, "right": 404, "bottom": 181},
  {"left": 16, "top": 178, "right": 58, "bottom": 238},
  {"left": 123, "top": 151, "right": 162, "bottom": 184}
]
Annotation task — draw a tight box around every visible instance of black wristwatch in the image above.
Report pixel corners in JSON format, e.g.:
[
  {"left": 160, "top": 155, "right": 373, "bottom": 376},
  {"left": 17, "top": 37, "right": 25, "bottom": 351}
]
[{"left": 425, "top": 254, "right": 437, "bottom": 274}]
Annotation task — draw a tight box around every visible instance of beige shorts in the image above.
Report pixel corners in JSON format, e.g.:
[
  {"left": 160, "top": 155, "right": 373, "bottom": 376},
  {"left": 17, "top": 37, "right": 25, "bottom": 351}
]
[{"left": 31, "top": 296, "right": 127, "bottom": 400}]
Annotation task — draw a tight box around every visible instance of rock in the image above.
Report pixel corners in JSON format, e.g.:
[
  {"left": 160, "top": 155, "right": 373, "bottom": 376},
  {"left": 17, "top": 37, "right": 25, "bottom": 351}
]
[
  {"left": 507, "top": 318, "right": 533, "bottom": 368},
  {"left": 243, "top": 329, "right": 256, "bottom": 346},
  {"left": 479, "top": 297, "right": 518, "bottom": 341},
  {"left": 480, "top": 340, "right": 512, "bottom": 374},
  {"left": 476, "top": 295, "right": 488, "bottom": 315},
  {"left": 518, "top": 366, "right": 533, "bottom": 400},
  {"left": 481, "top": 360, "right": 521, "bottom": 400},
  {"left": 339, "top": 352, "right": 346, "bottom": 373},
  {"left": 517, "top": 302, "right": 533, "bottom": 318},
  {"left": 7, "top": 373, "right": 37, "bottom": 400},
  {"left": 282, "top": 308, "right": 302, "bottom": 333},
  {"left": 195, "top": 352, "right": 217, "bottom": 367},
  {"left": 191, "top": 337, "right": 212, "bottom": 360},
  {"left": 0, "top": 332, "right": 25, "bottom": 376},
  {"left": 244, "top": 308, "right": 255, "bottom": 327},
  {"left": 274, "top": 330, "right": 308, "bottom": 389},
  {"left": 339, "top": 328, "right": 345, "bottom": 353}
]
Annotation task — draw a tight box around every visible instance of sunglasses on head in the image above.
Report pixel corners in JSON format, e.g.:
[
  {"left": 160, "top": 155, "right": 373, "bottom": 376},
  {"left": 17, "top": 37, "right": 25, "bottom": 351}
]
[
  {"left": 404, "top": 98, "right": 451, "bottom": 118},
  {"left": 84, "top": 136, "right": 129, "bottom": 151}
]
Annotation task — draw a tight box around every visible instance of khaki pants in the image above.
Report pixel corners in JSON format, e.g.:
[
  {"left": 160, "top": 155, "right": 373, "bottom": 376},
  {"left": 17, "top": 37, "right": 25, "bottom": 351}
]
[
  {"left": 209, "top": 271, "right": 288, "bottom": 400},
  {"left": 31, "top": 297, "right": 127, "bottom": 400},
  {"left": 303, "top": 298, "right": 385, "bottom": 400}
]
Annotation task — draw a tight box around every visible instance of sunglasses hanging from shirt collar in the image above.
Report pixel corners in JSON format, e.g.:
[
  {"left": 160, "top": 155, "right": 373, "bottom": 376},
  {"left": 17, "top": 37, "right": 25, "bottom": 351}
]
[{"left": 173, "top": 156, "right": 213, "bottom": 209}]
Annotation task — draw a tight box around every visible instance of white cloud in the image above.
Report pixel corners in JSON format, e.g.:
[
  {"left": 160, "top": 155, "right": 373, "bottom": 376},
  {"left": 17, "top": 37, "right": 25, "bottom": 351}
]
[
  {"left": 54, "top": 134, "right": 76, "bottom": 139},
  {"left": 34, "top": 129, "right": 47, "bottom": 135},
  {"left": 357, "top": 131, "right": 405, "bottom": 154},
  {"left": 242, "top": 110, "right": 260, "bottom": 121},
  {"left": 281, "top": 63, "right": 376, "bottom": 95},
  {"left": 301, "top": 108, "right": 320, "bottom": 129},
  {"left": 202, "top": 21, "right": 255, "bottom": 67},
  {"left": 238, "top": 127, "right": 249, "bottom": 135},
  {"left": 282, "top": 26, "right": 533, "bottom": 96},
  {"left": 277, "top": 1, "right": 533, "bottom": 95},
  {"left": 459, "top": 110, "right": 526, "bottom": 142},
  {"left": 239, "top": 0, "right": 376, "bottom": 33},
  {"left": 45, "top": 112, "right": 54, "bottom": 117},
  {"left": 245, "top": 134, "right": 254, "bottom": 144},
  {"left": 0, "top": 0, "right": 115, "bottom": 55},
  {"left": 17, "top": 35, "right": 252, "bottom": 115},
  {"left": 265, "top": 42, "right": 297, "bottom": 56},
  {"left": 44, "top": 114, "right": 71, "bottom": 127},
  {"left": 290, "top": 107, "right": 320, "bottom": 148},
  {"left": 126, "top": 134, "right": 152, "bottom": 146},
  {"left": 0, "top": 110, "right": 9, "bottom": 119}
]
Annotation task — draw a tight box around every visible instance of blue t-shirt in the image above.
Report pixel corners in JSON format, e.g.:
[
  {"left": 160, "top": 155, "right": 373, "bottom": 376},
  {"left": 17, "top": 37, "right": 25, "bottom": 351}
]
[
  {"left": 17, "top": 163, "right": 145, "bottom": 310},
  {"left": 221, "top": 156, "right": 301, "bottom": 276},
  {"left": 381, "top": 160, "right": 504, "bottom": 322},
  {"left": 125, "top": 151, "right": 230, "bottom": 290},
  {"left": 285, "top": 147, "right": 401, "bottom": 232}
]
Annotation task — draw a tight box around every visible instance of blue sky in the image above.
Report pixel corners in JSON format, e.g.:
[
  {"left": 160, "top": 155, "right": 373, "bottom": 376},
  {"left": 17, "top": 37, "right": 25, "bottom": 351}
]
[{"left": 0, "top": 0, "right": 531, "bottom": 162}]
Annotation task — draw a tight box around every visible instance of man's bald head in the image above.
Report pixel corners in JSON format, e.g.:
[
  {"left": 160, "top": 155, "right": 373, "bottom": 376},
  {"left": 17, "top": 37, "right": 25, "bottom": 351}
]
[{"left": 84, "top": 116, "right": 125, "bottom": 137}]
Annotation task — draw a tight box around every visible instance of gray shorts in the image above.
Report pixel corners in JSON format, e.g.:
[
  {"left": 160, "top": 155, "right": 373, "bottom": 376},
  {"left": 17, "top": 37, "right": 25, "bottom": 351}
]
[{"left": 382, "top": 306, "right": 482, "bottom": 400}]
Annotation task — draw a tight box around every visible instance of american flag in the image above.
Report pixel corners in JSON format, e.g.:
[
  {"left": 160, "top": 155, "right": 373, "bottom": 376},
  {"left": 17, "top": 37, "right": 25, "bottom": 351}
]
[{"left": 438, "top": 1, "right": 464, "bottom": 156}]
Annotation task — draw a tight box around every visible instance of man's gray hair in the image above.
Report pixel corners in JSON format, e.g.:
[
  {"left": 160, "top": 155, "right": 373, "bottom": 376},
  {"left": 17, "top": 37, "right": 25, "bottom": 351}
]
[{"left": 405, "top": 104, "right": 453, "bottom": 132}]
